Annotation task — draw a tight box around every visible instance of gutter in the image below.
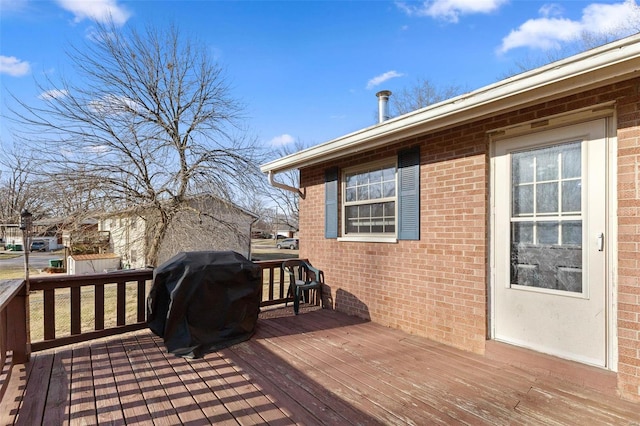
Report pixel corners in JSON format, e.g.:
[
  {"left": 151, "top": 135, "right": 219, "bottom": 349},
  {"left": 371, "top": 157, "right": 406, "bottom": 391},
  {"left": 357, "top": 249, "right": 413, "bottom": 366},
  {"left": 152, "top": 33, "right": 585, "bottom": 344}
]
[{"left": 268, "top": 171, "right": 305, "bottom": 199}]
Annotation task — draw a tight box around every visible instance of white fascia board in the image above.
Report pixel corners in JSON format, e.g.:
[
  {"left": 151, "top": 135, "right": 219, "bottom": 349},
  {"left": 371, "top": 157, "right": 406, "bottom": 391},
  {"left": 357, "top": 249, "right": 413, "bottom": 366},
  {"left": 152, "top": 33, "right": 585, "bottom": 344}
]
[{"left": 260, "top": 34, "right": 640, "bottom": 174}]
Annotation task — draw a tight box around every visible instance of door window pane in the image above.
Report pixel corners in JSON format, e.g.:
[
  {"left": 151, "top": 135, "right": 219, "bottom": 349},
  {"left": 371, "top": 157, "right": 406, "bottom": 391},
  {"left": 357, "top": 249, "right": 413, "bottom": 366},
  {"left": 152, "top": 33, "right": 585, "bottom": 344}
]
[
  {"left": 536, "top": 149, "right": 559, "bottom": 181},
  {"left": 562, "top": 221, "right": 582, "bottom": 245},
  {"left": 536, "top": 183, "right": 558, "bottom": 214},
  {"left": 562, "top": 146, "right": 581, "bottom": 178},
  {"left": 512, "top": 222, "right": 533, "bottom": 244},
  {"left": 510, "top": 142, "right": 583, "bottom": 293},
  {"left": 562, "top": 180, "right": 581, "bottom": 212},
  {"left": 513, "top": 185, "right": 533, "bottom": 216},
  {"left": 513, "top": 155, "right": 534, "bottom": 184},
  {"left": 537, "top": 222, "right": 558, "bottom": 245}
]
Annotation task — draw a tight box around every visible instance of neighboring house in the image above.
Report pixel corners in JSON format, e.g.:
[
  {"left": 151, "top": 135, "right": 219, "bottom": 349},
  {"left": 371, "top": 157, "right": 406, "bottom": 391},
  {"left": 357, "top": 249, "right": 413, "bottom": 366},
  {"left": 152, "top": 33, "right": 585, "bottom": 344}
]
[
  {"left": 261, "top": 34, "right": 640, "bottom": 401},
  {"left": 0, "top": 217, "right": 81, "bottom": 251},
  {"left": 99, "top": 195, "right": 258, "bottom": 268}
]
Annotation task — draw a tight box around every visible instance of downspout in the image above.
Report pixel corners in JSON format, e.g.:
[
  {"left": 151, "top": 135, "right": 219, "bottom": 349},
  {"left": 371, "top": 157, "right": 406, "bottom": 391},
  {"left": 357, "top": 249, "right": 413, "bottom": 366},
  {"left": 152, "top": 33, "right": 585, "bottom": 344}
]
[{"left": 267, "top": 171, "right": 305, "bottom": 199}]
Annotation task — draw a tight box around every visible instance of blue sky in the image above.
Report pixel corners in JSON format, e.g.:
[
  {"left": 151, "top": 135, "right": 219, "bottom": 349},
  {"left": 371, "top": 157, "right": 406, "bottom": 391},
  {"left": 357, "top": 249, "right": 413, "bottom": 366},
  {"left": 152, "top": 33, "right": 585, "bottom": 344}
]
[{"left": 1, "top": 0, "right": 639, "bottom": 153}]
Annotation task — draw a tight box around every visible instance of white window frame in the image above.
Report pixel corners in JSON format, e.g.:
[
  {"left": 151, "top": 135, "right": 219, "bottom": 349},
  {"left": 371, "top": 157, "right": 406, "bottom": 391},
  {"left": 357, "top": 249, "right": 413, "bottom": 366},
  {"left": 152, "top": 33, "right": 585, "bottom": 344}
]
[{"left": 338, "top": 158, "right": 398, "bottom": 243}]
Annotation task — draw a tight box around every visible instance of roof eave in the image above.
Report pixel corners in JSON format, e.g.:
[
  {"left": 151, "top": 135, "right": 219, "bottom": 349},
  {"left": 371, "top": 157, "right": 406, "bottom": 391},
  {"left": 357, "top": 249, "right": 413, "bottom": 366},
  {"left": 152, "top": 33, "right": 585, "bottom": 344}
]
[{"left": 260, "top": 34, "right": 640, "bottom": 174}]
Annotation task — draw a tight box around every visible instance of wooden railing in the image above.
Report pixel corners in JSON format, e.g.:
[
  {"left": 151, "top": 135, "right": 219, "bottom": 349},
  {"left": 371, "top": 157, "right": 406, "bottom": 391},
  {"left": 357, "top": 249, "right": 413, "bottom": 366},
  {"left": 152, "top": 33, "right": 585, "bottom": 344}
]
[
  {"left": 29, "top": 270, "right": 153, "bottom": 352},
  {"left": 0, "top": 279, "right": 28, "bottom": 401},
  {"left": 255, "top": 259, "right": 290, "bottom": 307},
  {"left": 0, "top": 260, "right": 292, "bottom": 363}
]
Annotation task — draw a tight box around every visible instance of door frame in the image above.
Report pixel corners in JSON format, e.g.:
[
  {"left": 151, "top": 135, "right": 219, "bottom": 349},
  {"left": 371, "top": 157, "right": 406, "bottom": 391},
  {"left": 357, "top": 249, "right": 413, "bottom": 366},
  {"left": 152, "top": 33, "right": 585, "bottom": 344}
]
[{"left": 488, "top": 106, "right": 618, "bottom": 370}]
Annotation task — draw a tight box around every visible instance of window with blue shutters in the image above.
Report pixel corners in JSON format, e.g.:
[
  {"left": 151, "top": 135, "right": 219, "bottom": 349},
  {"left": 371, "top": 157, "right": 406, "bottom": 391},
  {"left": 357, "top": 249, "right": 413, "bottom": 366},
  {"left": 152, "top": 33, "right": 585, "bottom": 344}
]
[{"left": 325, "top": 146, "right": 419, "bottom": 242}]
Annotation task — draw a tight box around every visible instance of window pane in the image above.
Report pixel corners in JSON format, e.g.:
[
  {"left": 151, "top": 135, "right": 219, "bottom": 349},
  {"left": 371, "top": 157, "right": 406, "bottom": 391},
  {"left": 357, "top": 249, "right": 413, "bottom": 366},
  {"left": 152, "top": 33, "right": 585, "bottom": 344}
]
[
  {"left": 513, "top": 185, "right": 533, "bottom": 216},
  {"left": 383, "top": 182, "right": 395, "bottom": 197},
  {"left": 536, "top": 182, "right": 558, "bottom": 214},
  {"left": 512, "top": 222, "right": 533, "bottom": 244},
  {"left": 383, "top": 201, "right": 395, "bottom": 216},
  {"left": 356, "top": 173, "right": 369, "bottom": 185},
  {"left": 562, "top": 144, "right": 581, "bottom": 178},
  {"left": 358, "top": 204, "right": 369, "bottom": 216},
  {"left": 536, "top": 150, "right": 558, "bottom": 181},
  {"left": 513, "top": 154, "right": 534, "bottom": 184},
  {"left": 346, "top": 174, "right": 357, "bottom": 187},
  {"left": 357, "top": 185, "right": 369, "bottom": 201},
  {"left": 346, "top": 187, "right": 356, "bottom": 202},
  {"left": 537, "top": 222, "right": 558, "bottom": 245},
  {"left": 382, "top": 167, "right": 395, "bottom": 181},
  {"left": 370, "top": 169, "right": 382, "bottom": 183},
  {"left": 370, "top": 183, "right": 382, "bottom": 199},
  {"left": 562, "top": 221, "right": 582, "bottom": 245},
  {"left": 345, "top": 206, "right": 358, "bottom": 233},
  {"left": 561, "top": 180, "right": 581, "bottom": 212}
]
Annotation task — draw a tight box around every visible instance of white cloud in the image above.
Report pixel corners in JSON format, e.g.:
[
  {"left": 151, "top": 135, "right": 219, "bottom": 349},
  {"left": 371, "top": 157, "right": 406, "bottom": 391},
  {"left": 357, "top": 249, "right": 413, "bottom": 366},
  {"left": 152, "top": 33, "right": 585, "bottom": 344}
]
[
  {"left": 55, "top": 0, "right": 131, "bottom": 26},
  {"left": 0, "top": 55, "right": 30, "bottom": 77},
  {"left": 269, "top": 134, "right": 295, "bottom": 147},
  {"left": 397, "top": 0, "right": 507, "bottom": 23},
  {"left": 499, "top": 0, "right": 640, "bottom": 53},
  {"left": 366, "top": 71, "right": 405, "bottom": 90},
  {"left": 499, "top": 17, "right": 583, "bottom": 52},
  {"left": 39, "top": 89, "right": 69, "bottom": 100}
]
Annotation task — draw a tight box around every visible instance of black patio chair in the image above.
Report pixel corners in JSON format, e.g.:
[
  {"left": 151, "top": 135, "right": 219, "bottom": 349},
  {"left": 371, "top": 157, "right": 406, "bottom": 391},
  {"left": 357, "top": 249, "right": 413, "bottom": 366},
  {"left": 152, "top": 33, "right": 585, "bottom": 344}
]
[{"left": 282, "top": 259, "right": 324, "bottom": 315}]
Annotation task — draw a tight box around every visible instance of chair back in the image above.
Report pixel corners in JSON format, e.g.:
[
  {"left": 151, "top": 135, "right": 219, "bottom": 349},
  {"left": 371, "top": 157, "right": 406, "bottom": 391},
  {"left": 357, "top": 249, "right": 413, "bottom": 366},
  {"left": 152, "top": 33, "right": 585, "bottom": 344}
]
[{"left": 282, "top": 259, "right": 321, "bottom": 284}]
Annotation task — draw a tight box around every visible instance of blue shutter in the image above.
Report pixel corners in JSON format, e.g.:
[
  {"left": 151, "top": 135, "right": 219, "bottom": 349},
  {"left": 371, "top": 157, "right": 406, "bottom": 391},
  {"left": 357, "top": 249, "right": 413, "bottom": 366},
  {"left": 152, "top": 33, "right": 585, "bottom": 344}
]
[
  {"left": 398, "top": 147, "right": 420, "bottom": 240},
  {"left": 325, "top": 167, "right": 338, "bottom": 239}
]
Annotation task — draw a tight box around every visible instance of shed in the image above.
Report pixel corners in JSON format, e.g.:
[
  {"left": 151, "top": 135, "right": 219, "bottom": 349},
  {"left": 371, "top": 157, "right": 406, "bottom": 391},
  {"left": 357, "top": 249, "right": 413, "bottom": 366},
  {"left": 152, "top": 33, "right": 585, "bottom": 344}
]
[{"left": 68, "top": 253, "right": 121, "bottom": 275}]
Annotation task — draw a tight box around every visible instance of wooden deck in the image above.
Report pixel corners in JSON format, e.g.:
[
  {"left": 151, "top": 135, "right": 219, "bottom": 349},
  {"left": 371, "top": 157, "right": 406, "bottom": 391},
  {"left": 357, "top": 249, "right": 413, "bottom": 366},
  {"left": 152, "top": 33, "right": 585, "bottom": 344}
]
[{"left": 1, "top": 306, "right": 638, "bottom": 425}]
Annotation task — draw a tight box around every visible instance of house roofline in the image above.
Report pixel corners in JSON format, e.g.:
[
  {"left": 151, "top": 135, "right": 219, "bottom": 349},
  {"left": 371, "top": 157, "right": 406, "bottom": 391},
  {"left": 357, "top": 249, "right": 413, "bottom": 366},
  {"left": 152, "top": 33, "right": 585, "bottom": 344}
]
[
  {"left": 260, "top": 33, "right": 640, "bottom": 175},
  {"left": 99, "top": 194, "right": 259, "bottom": 220}
]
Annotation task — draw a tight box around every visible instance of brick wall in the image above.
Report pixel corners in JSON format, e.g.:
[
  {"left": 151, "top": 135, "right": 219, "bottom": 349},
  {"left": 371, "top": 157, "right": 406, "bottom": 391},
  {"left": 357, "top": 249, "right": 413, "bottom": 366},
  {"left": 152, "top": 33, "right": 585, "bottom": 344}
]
[
  {"left": 300, "top": 129, "right": 489, "bottom": 354},
  {"left": 616, "top": 81, "right": 640, "bottom": 402},
  {"left": 298, "top": 78, "right": 640, "bottom": 400}
]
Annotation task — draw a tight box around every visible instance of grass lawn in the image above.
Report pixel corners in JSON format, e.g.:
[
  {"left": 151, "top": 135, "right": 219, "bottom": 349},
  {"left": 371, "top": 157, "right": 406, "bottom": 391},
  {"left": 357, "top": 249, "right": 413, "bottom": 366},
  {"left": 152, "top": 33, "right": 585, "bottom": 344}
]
[
  {"left": 0, "top": 253, "right": 22, "bottom": 260},
  {"left": 0, "top": 265, "right": 39, "bottom": 280}
]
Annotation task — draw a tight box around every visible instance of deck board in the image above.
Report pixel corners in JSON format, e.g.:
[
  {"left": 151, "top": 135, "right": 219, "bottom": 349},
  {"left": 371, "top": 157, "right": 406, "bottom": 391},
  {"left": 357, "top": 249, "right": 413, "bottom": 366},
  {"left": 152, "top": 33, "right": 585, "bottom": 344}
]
[{"left": 2, "top": 306, "right": 639, "bottom": 425}]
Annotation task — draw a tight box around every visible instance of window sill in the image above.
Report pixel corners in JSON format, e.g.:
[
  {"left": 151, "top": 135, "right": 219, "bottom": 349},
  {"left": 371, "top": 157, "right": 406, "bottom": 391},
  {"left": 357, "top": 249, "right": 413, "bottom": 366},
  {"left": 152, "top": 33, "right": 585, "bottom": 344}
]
[{"left": 337, "top": 236, "right": 398, "bottom": 243}]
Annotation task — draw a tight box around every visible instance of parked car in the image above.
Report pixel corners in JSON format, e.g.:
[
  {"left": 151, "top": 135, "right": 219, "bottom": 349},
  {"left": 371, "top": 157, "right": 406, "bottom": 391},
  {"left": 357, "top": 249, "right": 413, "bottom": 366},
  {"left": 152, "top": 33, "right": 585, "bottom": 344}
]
[
  {"left": 277, "top": 238, "right": 299, "bottom": 250},
  {"left": 30, "top": 241, "right": 47, "bottom": 252}
]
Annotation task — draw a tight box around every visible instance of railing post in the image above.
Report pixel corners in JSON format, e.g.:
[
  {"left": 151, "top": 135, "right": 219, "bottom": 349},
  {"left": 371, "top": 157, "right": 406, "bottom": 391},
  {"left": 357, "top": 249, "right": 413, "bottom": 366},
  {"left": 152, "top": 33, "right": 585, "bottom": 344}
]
[{"left": 7, "top": 281, "right": 30, "bottom": 363}]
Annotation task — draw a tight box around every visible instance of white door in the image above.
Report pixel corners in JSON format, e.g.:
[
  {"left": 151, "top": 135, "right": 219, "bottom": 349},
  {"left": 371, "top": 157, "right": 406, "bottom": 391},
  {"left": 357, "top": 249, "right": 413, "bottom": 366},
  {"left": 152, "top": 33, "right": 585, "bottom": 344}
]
[{"left": 493, "top": 119, "right": 607, "bottom": 367}]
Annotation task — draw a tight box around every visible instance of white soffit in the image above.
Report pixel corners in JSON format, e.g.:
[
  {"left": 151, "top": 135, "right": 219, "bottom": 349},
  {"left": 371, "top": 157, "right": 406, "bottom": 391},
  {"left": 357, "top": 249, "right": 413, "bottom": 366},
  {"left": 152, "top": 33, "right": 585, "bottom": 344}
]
[{"left": 261, "top": 34, "right": 640, "bottom": 174}]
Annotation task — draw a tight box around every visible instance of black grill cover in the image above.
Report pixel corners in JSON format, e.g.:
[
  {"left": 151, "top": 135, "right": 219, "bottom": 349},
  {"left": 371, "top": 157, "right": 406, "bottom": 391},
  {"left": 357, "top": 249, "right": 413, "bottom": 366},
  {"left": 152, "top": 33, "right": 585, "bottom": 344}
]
[{"left": 147, "top": 251, "right": 261, "bottom": 358}]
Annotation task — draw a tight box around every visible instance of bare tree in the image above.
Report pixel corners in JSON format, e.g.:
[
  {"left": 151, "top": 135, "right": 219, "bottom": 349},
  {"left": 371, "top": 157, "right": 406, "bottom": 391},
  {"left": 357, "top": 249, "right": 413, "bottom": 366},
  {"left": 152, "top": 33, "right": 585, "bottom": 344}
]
[
  {"left": 7, "top": 21, "right": 263, "bottom": 266},
  {"left": 390, "top": 77, "right": 467, "bottom": 116},
  {"left": 0, "top": 144, "right": 43, "bottom": 225}
]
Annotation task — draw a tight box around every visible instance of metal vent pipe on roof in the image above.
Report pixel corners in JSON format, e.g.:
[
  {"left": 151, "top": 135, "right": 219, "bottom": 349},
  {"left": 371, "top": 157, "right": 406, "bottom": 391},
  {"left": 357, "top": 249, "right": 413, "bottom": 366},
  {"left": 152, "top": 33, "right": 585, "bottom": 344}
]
[{"left": 376, "top": 90, "right": 392, "bottom": 123}]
